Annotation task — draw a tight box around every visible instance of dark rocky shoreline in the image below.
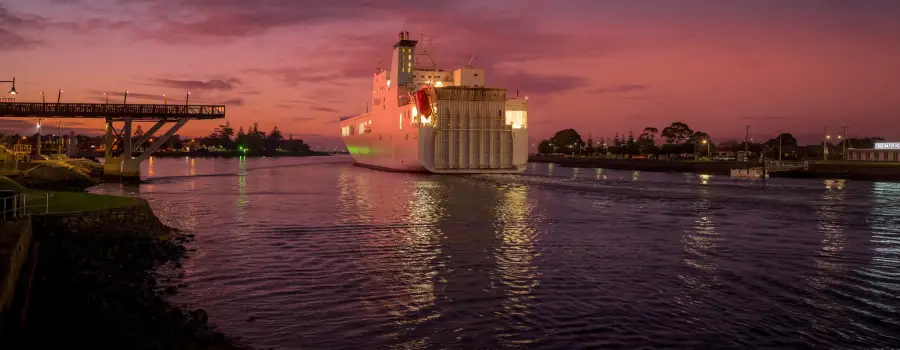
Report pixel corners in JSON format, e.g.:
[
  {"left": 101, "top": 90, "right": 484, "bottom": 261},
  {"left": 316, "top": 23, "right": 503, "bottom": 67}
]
[
  {"left": 1, "top": 162, "right": 253, "bottom": 349},
  {"left": 23, "top": 230, "right": 251, "bottom": 349}
]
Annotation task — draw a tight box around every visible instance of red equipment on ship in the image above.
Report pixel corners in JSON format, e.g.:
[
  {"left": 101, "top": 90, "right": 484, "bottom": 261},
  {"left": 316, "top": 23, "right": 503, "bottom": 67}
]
[{"left": 415, "top": 90, "right": 432, "bottom": 117}]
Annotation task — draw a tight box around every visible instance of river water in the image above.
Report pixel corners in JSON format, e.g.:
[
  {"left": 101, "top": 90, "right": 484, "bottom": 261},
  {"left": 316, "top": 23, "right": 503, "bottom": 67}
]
[{"left": 89, "top": 156, "right": 900, "bottom": 349}]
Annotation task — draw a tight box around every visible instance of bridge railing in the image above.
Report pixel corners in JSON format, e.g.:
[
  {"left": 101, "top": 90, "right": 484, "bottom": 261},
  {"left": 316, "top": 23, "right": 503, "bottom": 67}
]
[{"left": 0, "top": 102, "right": 225, "bottom": 119}]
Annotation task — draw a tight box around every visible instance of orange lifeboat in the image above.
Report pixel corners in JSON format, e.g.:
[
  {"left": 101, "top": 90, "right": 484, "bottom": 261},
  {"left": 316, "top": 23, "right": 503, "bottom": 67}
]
[{"left": 415, "top": 90, "right": 432, "bottom": 117}]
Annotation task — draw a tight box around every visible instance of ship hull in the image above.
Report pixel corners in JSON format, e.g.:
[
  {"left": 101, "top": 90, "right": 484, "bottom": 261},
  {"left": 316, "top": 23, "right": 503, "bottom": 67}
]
[
  {"left": 343, "top": 126, "right": 428, "bottom": 172},
  {"left": 341, "top": 123, "right": 528, "bottom": 174}
]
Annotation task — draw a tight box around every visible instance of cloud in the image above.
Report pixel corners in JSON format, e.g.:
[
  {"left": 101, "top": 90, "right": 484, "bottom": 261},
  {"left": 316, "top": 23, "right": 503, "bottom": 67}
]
[
  {"left": 494, "top": 73, "right": 591, "bottom": 95},
  {"left": 149, "top": 78, "right": 241, "bottom": 91},
  {"left": 290, "top": 117, "right": 315, "bottom": 122},
  {"left": 0, "top": 118, "right": 104, "bottom": 135},
  {"left": 222, "top": 98, "right": 245, "bottom": 106},
  {"left": 740, "top": 116, "right": 790, "bottom": 121},
  {"left": 591, "top": 84, "right": 648, "bottom": 94},
  {"left": 245, "top": 67, "right": 370, "bottom": 87},
  {"left": 311, "top": 106, "right": 339, "bottom": 113},
  {"left": 0, "top": 6, "right": 45, "bottom": 50}
]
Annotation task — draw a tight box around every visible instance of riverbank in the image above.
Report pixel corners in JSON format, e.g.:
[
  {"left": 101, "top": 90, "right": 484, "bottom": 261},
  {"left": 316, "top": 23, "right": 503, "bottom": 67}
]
[
  {"left": 79, "top": 150, "right": 333, "bottom": 159},
  {"left": 0, "top": 163, "right": 251, "bottom": 349},
  {"left": 529, "top": 155, "right": 900, "bottom": 181}
]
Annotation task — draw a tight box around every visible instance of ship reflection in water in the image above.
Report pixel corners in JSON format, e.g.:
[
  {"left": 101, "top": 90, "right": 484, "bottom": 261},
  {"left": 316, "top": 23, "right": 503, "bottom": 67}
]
[{"left": 89, "top": 156, "right": 900, "bottom": 349}]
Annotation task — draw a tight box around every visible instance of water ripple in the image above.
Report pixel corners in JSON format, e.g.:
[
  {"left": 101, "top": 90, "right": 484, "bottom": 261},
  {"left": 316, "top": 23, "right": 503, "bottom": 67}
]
[{"left": 88, "top": 157, "right": 900, "bottom": 349}]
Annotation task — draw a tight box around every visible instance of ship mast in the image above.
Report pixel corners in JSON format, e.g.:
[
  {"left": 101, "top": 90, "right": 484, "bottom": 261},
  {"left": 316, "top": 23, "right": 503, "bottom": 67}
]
[{"left": 416, "top": 32, "right": 439, "bottom": 71}]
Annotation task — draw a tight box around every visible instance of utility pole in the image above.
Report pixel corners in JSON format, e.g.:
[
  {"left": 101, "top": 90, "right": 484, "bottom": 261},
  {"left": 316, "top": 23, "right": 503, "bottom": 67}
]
[
  {"left": 824, "top": 125, "right": 828, "bottom": 164},
  {"left": 842, "top": 126, "right": 847, "bottom": 160},
  {"left": 744, "top": 125, "right": 750, "bottom": 163}
]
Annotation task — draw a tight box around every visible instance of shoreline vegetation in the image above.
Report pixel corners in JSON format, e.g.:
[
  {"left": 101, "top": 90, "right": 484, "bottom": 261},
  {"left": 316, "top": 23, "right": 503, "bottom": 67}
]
[
  {"left": 530, "top": 154, "right": 900, "bottom": 181},
  {"left": 79, "top": 149, "right": 335, "bottom": 159},
  {"left": 0, "top": 160, "right": 251, "bottom": 349}
]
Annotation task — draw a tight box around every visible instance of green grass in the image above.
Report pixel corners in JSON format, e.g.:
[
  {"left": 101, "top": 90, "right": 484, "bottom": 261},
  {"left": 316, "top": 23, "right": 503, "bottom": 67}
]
[{"left": 0, "top": 176, "right": 140, "bottom": 213}]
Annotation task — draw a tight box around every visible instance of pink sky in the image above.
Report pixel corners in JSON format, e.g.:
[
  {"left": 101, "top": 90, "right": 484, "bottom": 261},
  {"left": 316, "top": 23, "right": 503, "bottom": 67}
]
[{"left": 1, "top": 0, "right": 899, "bottom": 148}]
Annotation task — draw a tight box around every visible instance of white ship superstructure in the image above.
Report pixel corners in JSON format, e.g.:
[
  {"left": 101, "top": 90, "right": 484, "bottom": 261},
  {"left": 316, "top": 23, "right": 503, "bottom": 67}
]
[{"left": 339, "top": 32, "right": 528, "bottom": 173}]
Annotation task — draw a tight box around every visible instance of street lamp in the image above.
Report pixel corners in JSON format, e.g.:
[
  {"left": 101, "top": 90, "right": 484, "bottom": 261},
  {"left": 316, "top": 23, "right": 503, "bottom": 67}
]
[
  {"left": 0, "top": 77, "right": 17, "bottom": 95},
  {"left": 163, "top": 93, "right": 167, "bottom": 105},
  {"left": 702, "top": 139, "right": 710, "bottom": 158},
  {"left": 57, "top": 89, "right": 64, "bottom": 103},
  {"left": 185, "top": 92, "right": 191, "bottom": 106},
  {"left": 124, "top": 90, "right": 129, "bottom": 104},
  {"left": 36, "top": 119, "right": 43, "bottom": 156},
  {"left": 40, "top": 91, "right": 45, "bottom": 103},
  {"left": 103, "top": 92, "right": 108, "bottom": 104}
]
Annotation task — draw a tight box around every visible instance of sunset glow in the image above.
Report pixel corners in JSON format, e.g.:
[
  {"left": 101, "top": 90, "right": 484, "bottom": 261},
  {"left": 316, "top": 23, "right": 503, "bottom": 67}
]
[{"left": 2, "top": 0, "right": 899, "bottom": 147}]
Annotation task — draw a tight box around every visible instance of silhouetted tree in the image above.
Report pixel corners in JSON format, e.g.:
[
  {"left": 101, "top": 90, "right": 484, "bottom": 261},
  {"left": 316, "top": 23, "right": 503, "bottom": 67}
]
[
  {"left": 548, "top": 129, "right": 584, "bottom": 154},
  {"left": 234, "top": 126, "right": 247, "bottom": 150},
  {"left": 538, "top": 140, "right": 554, "bottom": 154},
  {"left": 264, "top": 126, "right": 285, "bottom": 152},
  {"left": 661, "top": 122, "right": 693, "bottom": 144},
  {"left": 585, "top": 134, "right": 595, "bottom": 155}
]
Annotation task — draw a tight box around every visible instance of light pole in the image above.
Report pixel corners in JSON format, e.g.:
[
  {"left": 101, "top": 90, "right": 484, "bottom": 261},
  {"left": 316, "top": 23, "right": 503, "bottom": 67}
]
[
  {"left": 40, "top": 91, "right": 45, "bottom": 103},
  {"left": 185, "top": 92, "right": 191, "bottom": 106},
  {"left": 163, "top": 93, "right": 167, "bottom": 105},
  {"left": 702, "top": 139, "right": 710, "bottom": 158},
  {"left": 124, "top": 90, "right": 129, "bottom": 104},
  {"left": 103, "top": 92, "right": 108, "bottom": 104},
  {"left": 0, "top": 77, "right": 17, "bottom": 95},
  {"left": 824, "top": 125, "right": 829, "bottom": 164},
  {"left": 35, "top": 119, "right": 42, "bottom": 157},
  {"left": 57, "top": 89, "right": 63, "bottom": 103},
  {"left": 837, "top": 134, "right": 843, "bottom": 161},
  {"left": 57, "top": 121, "right": 63, "bottom": 156}
]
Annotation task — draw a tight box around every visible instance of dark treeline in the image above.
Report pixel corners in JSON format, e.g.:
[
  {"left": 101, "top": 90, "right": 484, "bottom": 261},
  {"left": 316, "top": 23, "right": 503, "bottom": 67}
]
[
  {"left": 196, "top": 121, "right": 311, "bottom": 154},
  {"left": 538, "top": 122, "right": 884, "bottom": 160}
]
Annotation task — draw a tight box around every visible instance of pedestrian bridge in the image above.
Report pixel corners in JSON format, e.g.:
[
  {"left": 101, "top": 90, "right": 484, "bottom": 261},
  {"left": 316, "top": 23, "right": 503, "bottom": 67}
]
[
  {"left": 0, "top": 101, "right": 226, "bottom": 181},
  {"left": 0, "top": 102, "right": 224, "bottom": 120}
]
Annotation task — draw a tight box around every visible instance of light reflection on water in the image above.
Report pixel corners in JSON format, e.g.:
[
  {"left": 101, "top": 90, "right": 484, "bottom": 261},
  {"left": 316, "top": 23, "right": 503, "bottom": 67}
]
[{"left": 88, "top": 157, "right": 900, "bottom": 349}]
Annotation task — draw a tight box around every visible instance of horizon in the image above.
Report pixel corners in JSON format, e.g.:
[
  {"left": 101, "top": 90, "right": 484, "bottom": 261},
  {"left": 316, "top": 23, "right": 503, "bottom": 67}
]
[{"left": 1, "top": 1, "right": 899, "bottom": 148}]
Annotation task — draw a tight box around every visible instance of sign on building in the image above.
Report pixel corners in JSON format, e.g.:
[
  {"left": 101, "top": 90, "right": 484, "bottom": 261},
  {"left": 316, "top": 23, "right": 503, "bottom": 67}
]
[{"left": 874, "top": 142, "right": 900, "bottom": 150}]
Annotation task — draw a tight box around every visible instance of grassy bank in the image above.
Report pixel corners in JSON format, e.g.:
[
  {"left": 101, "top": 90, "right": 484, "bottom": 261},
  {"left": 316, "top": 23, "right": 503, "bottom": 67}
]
[
  {"left": 529, "top": 155, "right": 900, "bottom": 181},
  {"left": 0, "top": 176, "right": 138, "bottom": 213}
]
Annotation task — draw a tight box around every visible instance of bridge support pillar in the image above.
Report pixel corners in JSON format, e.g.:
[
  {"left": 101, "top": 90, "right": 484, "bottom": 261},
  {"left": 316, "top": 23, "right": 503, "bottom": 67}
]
[
  {"left": 121, "top": 158, "right": 141, "bottom": 184},
  {"left": 103, "top": 161, "right": 121, "bottom": 181},
  {"left": 102, "top": 119, "right": 121, "bottom": 181}
]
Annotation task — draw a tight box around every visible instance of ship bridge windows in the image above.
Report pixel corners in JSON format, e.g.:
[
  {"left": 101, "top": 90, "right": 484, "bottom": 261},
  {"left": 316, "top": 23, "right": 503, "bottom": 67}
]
[{"left": 341, "top": 125, "right": 351, "bottom": 136}]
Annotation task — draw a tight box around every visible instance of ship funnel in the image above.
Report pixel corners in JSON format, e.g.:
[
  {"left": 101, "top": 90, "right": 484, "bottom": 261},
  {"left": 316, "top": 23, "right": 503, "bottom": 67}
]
[
  {"left": 398, "top": 32, "right": 404, "bottom": 41},
  {"left": 405, "top": 31, "right": 410, "bottom": 40}
]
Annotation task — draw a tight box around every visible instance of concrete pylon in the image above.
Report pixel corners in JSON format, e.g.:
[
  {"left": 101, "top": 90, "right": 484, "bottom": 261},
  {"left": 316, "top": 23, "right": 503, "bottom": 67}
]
[
  {"left": 102, "top": 119, "right": 121, "bottom": 181},
  {"left": 122, "top": 119, "right": 188, "bottom": 183},
  {"left": 102, "top": 118, "right": 189, "bottom": 183}
]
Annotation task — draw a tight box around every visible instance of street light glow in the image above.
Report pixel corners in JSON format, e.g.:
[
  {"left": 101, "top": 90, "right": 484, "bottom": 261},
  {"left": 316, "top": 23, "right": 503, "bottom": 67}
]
[{"left": 7, "top": 77, "right": 16, "bottom": 95}]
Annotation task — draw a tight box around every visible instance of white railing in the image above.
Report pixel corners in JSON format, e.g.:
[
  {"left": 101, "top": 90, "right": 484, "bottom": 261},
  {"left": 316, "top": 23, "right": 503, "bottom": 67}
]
[
  {"left": 765, "top": 160, "right": 809, "bottom": 171},
  {"left": 0, "top": 193, "right": 52, "bottom": 221}
]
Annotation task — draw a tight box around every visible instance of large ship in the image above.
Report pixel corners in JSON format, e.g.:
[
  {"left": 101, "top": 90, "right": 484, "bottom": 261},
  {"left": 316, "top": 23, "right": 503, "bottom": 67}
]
[{"left": 339, "top": 32, "right": 528, "bottom": 173}]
